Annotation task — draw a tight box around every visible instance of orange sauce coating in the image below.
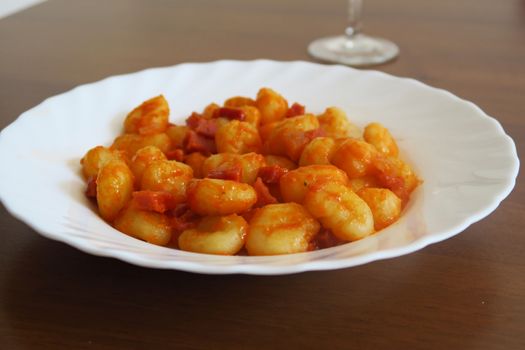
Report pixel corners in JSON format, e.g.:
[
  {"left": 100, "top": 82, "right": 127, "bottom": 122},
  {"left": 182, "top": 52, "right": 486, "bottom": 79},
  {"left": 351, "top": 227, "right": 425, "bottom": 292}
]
[{"left": 81, "top": 89, "right": 420, "bottom": 256}]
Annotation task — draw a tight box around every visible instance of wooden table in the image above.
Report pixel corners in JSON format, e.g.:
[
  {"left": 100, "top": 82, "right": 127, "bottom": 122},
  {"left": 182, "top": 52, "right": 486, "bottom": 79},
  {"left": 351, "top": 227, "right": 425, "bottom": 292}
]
[{"left": 0, "top": 1, "right": 523, "bottom": 349}]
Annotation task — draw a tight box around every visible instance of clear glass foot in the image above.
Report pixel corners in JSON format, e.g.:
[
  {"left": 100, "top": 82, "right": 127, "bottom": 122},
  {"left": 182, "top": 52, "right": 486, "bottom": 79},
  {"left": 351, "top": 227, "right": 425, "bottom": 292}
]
[{"left": 308, "top": 34, "right": 399, "bottom": 67}]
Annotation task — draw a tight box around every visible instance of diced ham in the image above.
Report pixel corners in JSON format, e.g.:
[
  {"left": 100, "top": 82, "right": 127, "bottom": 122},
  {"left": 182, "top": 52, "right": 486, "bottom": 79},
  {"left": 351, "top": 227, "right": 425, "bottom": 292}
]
[
  {"left": 286, "top": 102, "right": 305, "bottom": 118},
  {"left": 212, "top": 107, "right": 246, "bottom": 121},
  {"left": 132, "top": 191, "right": 178, "bottom": 213},
  {"left": 186, "top": 113, "right": 219, "bottom": 137},
  {"left": 304, "top": 127, "right": 326, "bottom": 140},
  {"left": 183, "top": 130, "right": 217, "bottom": 155},
  {"left": 309, "top": 229, "right": 343, "bottom": 250},
  {"left": 376, "top": 172, "right": 409, "bottom": 204},
  {"left": 253, "top": 177, "right": 278, "bottom": 206},
  {"left": 165, "top": 148, "right": 185, "bottom": 161},
  {"left": 207, "top": 163, "right": 243, "bottom": 182},
  {"left": 258, "top": 165, "right": 288, "bottom": 184},
  {"left": 170, "top": 207, "right": 199, "bottom": 235}
]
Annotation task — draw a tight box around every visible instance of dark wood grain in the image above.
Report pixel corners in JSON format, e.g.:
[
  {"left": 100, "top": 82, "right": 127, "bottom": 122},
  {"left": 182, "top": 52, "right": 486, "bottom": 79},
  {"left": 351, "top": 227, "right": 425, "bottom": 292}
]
[{"left": 0, "top": 1, "right": 523, "bottom": 349}]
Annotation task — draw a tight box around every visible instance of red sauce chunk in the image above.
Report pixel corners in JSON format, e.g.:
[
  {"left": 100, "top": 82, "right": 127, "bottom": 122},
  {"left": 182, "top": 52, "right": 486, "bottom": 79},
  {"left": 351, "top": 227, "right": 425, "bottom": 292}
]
[
  {"left": 207, "top": 163, "right": 243, "bottom": 182},
  {"left": 186, "top": 113, "right": 219, "bottom": 137},
  {"left": 166, "top": 148, "right": 185, "bottom": 161},
  {"left": 258, "top": 165, "right": 288, "bottom": 184},
  {"left": 183, "top": 130, "right": 217, "bottom": 155},
  {"left": 132, "top": 191, "right": 178, "bottom": 213},
  {"left": 309, "top": 229, "right": 343, "bottom": 250},
  {"left": 286, "top": 102, "right": 305, "bottom": 118},
  {"left": 212, "top": 107, "right": 246, "bottom": 121},
  {"left": 253, "top": 177, "right": 278, "bottom": 206}
]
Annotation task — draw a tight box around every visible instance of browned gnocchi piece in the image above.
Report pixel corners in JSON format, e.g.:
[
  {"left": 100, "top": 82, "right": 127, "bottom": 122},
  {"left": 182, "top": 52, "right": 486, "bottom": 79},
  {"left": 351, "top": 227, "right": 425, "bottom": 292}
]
[
  {"left": 187, "top": 178, "right": 257, "bottom": 216},
  {"left": 304, "top": 182, "right": 374, "bottom": 241},
  {"left": 263, "top": 114, "right": 320, "bottom": 161},
  {"left": 184, "top": 152, "right": 208, "bottom": 178},
  {"left": 111, "top": 133, "right": 172, "bottom": 157},
  {"left": 140, "top": 160, "right": 193, "bottom": 203},
  {"left": 364, "top": 122, "right": 399, "bottom": 157},
  {"left": 224, "top": 96, "right": 256, "bottom": 108},
  {"left": 264, "top": 155, "right": 297, "bottom": 170},
  {"left": 246, "top": 203, "right": 320, "bottom": 255},
  {"left": 202, "top": 102, "right": 220, "bottom": 119},
  {"left": 279, "top": 165, "right": 348, "bottom": 203},
  {"left": 114, "top": 203, "right": 172, "bottom": 245},
  {"left": 81, "top": 146, "right": 127, "bottom": 179},
  {"left": 256, "top": 88, "right": 288, "bottom": 125},
  {"left": 299, "top": 137, "right": 337, "bottom": 166},
  {"left": 178, "top": 214, "right": 248, "bottom": 255},
  {"left": 331, "top": 138, "right": 378, "bottom": 179},
  {"left": 124, "top": 95, "right": 169, "bottom": 135},
  {"left": 96, "top": 160, "right": 134, "bottom": 222},
  {"left": 238, "top": 106, "right": 261, "bottom": 128},
  {"left": 215, "top": 120, "right": 262, "bottom": 154},
  {"left": 165, "top": 124, "right": 188, "bottom": 149},
  {"left": 357, "top": 188, "right": 402, "bottom": 230},
  {"left": 318, "top": 107, "right": 361, "bottom": 139},
  {"left": 202, "top": 153, "right": 265, "bottom": 184},
  {"left": 130, "top": 146, "right": 167, "bottom": 186}
]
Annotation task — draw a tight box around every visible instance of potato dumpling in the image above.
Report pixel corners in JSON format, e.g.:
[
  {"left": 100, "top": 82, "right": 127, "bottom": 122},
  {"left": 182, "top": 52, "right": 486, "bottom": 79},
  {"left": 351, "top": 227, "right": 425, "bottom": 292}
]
[
  {"left": 348, "top": 175, "right": 380, "bottom": 192},
  {"left": 184, "top": 152, "right": 208, "bottom": 178},
  {"left": 165, "top": 124, "right": 188, "bottom": 149},
  {"left": 124, "top": 95, "right": 169, "bottom": 135},
  {"left": 202, "top": 153, "right": 238, "bottom": 177},
  {"left": 114, "top": 203, "right": 172, "bottom": 246},
  {"left": 264, "top": 155, "right": 297, "bottom": 170},
  {"left": 140, "top": 160, "right": 193, "bottom": 203},
  {"left": 130, "top": 146, "right": 167, "bottom": 186},
  {"left": 187, "top": 178, "right": 257, "bottom": 216},
  {"left": 318, "top": 107, "right": 361, "bottom": 139},
  {"left": 215, "top": 120, "right": 262, "bottom": 154},
  {"left": 374, "top": 156, "right": 420, "bottom": 203},
  {"left": 238, "top": 153, "right": 266, "bottom": 184},
  {"left": 259, "top": 121, "right": 279, "bottom": 143},
  {"left": 331, "top": 138, "right": 378, "bottom": 179},
  {"left": 304, "top": 182, "right": 374, "bottom": 242},
  {"left": 263, "top": 114, "right": 319, "bottom": 161},
  {"left": 201, "top": 102, "right": 220, "bottom": 119},
  {"left": 357, "top": 188, "right": 402, "bottom": 230},
  {"left": 178, "top": 214, "right": 247, "bottom": 255},
  {"left": 202, "top": 153, "right": 265, "bottom": 184},
  {"left": 238, "top": 106, "right": 261, "bottom": 128},
  {"left": 81, "top": 145, "right": 127, "bottom": 179},
  {"left": 299, "top": 137, "right": 337, "bottom": 166},
  {"left": 96, "top": 160, "right": 134, "bottom": 222},
  {"left": 224, "top": 96, "right": 256, "bottom": 108},
  {"left": 364, "top": 122, "right": 398, "bottom": 157},
  {"left": 111, "top": 133, "right": 172, "bottom": 157},
  {"left": 256, "top": 88, "right": 289, "bottom": 125},
  {"left": 246, "top": 203, "right": 320, "bottom": 256},
  {"left": 279, "top": 165, "right": 348, "bottom": 204}
]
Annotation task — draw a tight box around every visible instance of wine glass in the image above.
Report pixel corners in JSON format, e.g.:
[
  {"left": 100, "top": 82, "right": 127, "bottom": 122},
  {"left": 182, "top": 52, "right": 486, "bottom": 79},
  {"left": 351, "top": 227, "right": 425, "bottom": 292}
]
[{"left": 308, "top": 0, "right": 399, "bottom": 66}]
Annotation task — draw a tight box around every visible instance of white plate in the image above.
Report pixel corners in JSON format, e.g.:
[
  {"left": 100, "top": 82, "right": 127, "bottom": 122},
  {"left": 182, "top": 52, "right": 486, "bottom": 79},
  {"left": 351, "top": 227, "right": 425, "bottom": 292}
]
[{"left": 0, "top": 60, "right": 519, "bottom": 274}]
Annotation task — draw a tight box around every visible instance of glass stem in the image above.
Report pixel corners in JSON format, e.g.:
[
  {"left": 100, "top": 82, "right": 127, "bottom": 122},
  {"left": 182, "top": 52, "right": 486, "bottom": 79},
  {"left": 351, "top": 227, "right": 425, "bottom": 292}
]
[{"left": 345, "top": 0, "right": 363, "bottom": 39}]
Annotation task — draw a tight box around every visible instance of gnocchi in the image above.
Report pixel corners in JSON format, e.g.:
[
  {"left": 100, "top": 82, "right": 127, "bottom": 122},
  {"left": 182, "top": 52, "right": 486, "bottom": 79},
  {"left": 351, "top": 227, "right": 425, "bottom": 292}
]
[
  {"left": 246, "top": 203, "right": 320, "bottom": 255},
  {"left": 82, "top": 88, "right": 420, "bottom": 256},
  {"left": 179, "top": 214, "right": 247, "bottom": 255}
]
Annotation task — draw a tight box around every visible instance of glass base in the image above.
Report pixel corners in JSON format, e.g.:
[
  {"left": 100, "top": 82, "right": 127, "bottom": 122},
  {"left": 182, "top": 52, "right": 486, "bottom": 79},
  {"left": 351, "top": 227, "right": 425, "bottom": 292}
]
[{"left": 308, "top": 34, "right": 399, "bottom": 67}]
